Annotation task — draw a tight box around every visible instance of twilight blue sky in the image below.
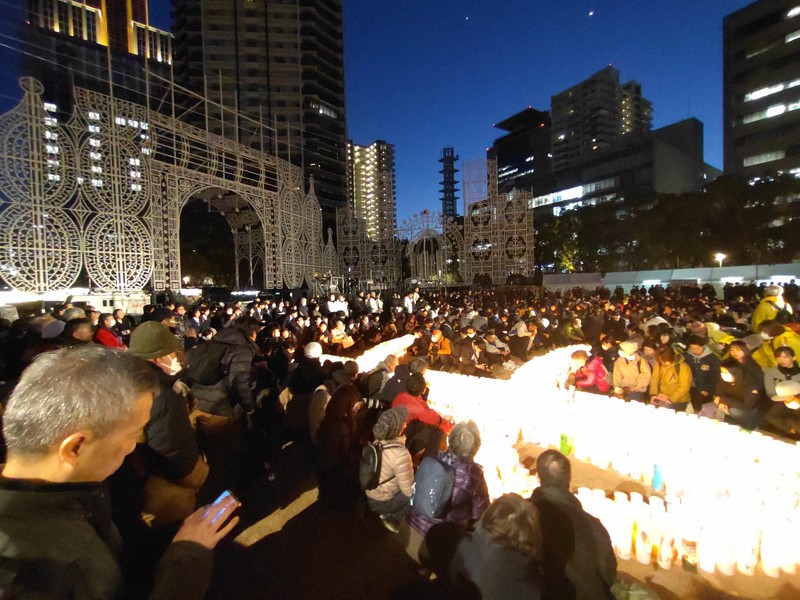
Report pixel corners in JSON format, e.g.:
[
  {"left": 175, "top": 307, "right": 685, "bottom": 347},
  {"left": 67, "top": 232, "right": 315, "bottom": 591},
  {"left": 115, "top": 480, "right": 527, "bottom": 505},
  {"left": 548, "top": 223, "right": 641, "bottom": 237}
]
[{"left": 3, "top": 1, "right": 755, "bottom": 223}]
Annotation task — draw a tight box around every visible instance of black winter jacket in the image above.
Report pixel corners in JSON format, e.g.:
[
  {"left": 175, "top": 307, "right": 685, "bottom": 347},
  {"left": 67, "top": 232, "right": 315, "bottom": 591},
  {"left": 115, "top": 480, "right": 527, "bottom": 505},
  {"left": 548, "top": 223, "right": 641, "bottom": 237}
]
[{"left": 0, "top": 477, "right": 212, "bottom": 599}]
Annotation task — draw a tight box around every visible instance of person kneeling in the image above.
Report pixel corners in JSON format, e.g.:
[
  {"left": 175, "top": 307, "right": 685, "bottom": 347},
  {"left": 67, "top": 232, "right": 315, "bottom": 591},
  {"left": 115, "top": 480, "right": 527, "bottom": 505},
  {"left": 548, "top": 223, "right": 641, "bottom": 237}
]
[{"left": 363, "top": 407, "right": 414, "bottom": 532}]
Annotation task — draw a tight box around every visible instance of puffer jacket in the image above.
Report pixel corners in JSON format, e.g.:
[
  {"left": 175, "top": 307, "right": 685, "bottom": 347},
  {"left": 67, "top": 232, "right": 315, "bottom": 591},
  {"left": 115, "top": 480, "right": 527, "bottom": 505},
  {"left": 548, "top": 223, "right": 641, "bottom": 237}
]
[
  {"left": 649, "top": 355, "right": 692, "bottom": 404},
  {"left": 612, "top": 354, "right": 651, "bottom": 392},
  {"left": 365, "top": 436, "right": 414, "bottom": 503},
  {"left": 406, "top": 451, "right": 490, "bottom": 538},
  {"left": 575, "top": 356, "right": 611, "bottom": 393},
  {"left": 191, "top": 326, "right": 257, "bottom": 415}
]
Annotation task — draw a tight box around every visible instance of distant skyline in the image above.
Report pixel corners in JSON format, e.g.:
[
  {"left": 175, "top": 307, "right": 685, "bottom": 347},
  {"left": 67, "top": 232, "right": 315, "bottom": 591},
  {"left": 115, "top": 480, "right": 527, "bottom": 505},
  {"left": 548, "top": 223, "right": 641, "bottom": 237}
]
[{"left": 6, "top": 1, "right": 755, "bottom": 224}]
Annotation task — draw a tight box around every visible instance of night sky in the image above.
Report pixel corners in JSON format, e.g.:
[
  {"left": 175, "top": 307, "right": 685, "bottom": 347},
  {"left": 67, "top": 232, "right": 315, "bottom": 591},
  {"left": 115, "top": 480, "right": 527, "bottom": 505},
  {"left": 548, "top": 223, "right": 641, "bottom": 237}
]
[{"left": 5, "top": 1, "right": 755, "bottom": 223}]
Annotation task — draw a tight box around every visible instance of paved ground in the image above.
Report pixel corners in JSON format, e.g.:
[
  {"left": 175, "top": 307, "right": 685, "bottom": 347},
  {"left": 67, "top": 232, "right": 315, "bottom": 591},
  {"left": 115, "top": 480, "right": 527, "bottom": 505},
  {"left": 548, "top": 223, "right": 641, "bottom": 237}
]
[{"left": 204, "top": 444, "right": 425, "bottom": 600}]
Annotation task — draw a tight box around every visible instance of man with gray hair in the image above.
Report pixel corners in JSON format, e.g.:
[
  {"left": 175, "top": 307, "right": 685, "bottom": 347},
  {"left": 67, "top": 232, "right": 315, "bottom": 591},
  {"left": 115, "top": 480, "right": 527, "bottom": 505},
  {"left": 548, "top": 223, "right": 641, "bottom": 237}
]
[{"left": 0, "top": 345, "right": 240, "bottom": 598}]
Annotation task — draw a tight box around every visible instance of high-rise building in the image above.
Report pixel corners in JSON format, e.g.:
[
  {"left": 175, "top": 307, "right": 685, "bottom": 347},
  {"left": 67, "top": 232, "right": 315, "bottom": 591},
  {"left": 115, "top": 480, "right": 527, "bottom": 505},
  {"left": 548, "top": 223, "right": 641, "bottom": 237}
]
[
  {"left": 171, "top": 0, "right": 348, "bottom": 229},
  {"left": 347, "top": 140, "right": 396, "bottom": 242},
  {"left": 551, "top": 66, "right": 652, "bottom": 172},
  {"left": 487, "top": 107, "right": 551, "bottom": 193},
  {"left": 439, "top": 147, "right": 459, "bottom": 219},
  {"left": 723, "top": 0, "right": 800, "bottom": 178},
  {"left": 25, "top": 0, "right": 172, "bottom": 115}
]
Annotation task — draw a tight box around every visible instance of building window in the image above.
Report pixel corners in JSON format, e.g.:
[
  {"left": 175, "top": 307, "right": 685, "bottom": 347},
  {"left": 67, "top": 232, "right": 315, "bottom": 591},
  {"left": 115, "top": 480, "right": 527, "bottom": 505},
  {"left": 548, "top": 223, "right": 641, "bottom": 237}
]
[{"left": 743, "top": 150, "right": 786, "bottom": 167}]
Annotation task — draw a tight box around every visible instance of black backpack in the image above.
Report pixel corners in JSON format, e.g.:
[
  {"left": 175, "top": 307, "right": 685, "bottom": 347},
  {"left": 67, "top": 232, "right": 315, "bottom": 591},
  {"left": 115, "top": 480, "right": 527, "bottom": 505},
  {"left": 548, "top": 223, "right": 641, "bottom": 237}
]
[
  {"left": 359, "top": 441, "right": 402, "bottom": 490},
  {"left": 767, "top": 300, "right": 794, "bottom": 324},
  {"left": 186, "top": 340, "right": 227, "bottom": 385}
]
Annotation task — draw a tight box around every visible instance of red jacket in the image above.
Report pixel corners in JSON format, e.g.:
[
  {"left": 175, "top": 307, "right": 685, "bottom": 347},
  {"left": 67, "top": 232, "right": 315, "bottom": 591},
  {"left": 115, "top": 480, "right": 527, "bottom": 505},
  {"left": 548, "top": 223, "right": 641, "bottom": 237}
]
[
  {"left": 575, "top": 356, "right": 610, "bottom": 393},
  {"left": 392, "top": 391, "right": 453, "bottom": 434},
  {"left": 94, "top": 327, "right": 126, "bottom": 349}
]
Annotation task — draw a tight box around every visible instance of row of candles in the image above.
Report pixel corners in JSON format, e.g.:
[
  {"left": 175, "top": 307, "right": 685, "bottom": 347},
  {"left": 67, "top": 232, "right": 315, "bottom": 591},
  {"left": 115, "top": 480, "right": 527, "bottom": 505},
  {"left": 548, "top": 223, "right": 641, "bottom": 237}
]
[
  {"left": 339, "top": 338, "right": 800, "bottom": 576},
  {"left": 421, "top": 345, "right": 800, "bottom": 577}
]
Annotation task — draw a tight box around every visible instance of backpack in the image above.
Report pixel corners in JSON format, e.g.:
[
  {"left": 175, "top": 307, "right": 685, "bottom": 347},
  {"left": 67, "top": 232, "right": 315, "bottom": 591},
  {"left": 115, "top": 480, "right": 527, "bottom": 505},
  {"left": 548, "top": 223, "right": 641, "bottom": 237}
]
[
  {"left": 767, "top": 300, "right": 794, "bottom": 324},
  {"left": 185, "top": 340, "right": 227, "bottom": 385},
  {"left": 411, "top": 456, "right": 455, "bottom": 519},
  {"left": 359, "top": 441, "right": 402, "bottom": 490}
]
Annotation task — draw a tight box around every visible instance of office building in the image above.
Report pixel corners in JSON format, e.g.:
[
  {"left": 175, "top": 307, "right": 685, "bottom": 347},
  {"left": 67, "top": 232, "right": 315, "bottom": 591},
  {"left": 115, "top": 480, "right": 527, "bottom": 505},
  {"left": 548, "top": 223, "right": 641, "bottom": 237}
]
[
  {"left": 171, "top": 0, "right": 348, "bottom": 229},
  {"left": 487, "top": 107, "right": 551, "bottom": 193},
  {"left": 551, "top": 66, "right": 652, "bottom": 172},
  {"left": 529, "top": 119, "right": 720, "bottom": 218},
  {"left": 347, "top": 139, "right": 397, "bottom": 242},
  {"left": 25, "top": 0, "right": 172, "bottom": 115},
  {"left": 724, "top": 0, "right": 800, "bottom": 178}
]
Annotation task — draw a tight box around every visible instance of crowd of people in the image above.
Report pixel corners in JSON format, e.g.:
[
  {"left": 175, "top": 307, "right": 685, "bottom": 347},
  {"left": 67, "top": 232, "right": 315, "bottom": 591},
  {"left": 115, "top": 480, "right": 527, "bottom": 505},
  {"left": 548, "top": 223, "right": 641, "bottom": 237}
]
[{"left": 0, "top": 278, "right": 797, "bottom": 599}]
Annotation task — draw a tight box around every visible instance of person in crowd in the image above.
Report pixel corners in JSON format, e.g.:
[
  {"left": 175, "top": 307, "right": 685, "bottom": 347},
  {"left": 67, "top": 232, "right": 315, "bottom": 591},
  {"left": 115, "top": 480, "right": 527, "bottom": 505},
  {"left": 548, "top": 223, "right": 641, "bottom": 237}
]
[
  {"left": 484, "top": 331, "right": 516, "bottom": 367},
  {"left": 764, "top": 346, "right": 800, "bottom": 399},
  {"left": 127, "top": 321, "right": 208, "bottom": 526},
  {"left": 766, "top": 380, "right": 800, "bottom": 438},
  {"left": 94, "top": 312, "right": 126, "bottom": 349},
  {"left": 685, "top": 335, "right": 721, "bottom": 414},
  {"left": 189, "top": 316, "right": 261, "bottom": 492},
  {"left": 427, "top": 328, "right": 453, "bottom": 371},
  {"left": 530, "top": 449, "right": 616, "bottom": 599},
  {"left": 566, "top": 349, "right": 611, "bottom": 394},
  {"left": 400, "top": 421, "right": 490, "bottom": 567},
  {"left": 753, "top": 320, "right": 800, "bottom": 369},
  {"left": 393, "top": 373, "right": 453, "bottom": 460},
  {"left": 715, "top": 358, "right": 765, "bottom": 430},
  {"left": 379, "top": 357, "right": 428, "bottom": 407},
  {"left": 752, "top": 285, "right": 793, "bottom": 333},
  {"left": 728, "top": 339, "right": 766, "bottom": 399},
  {"left": 449, "top": 493, "right": 543, "bottom": 600},
  {"left": 612, "top": 340, "right": 651, "bottom": 402},
  {"left": 359, "top": 354, "right": 399, "bottom": 404},
  {"left": 364, "top": 406, "right": 414, "bottom": 532},
  {"left": 649, "top": 346, "right": 692, "bottom": 410},
  {"left": 315, "top": 377, "right": 362, "bottom": 511},
  {"left": 284, "top": 341, "right": 329, "bottom": 440},
  {"left": 0, "top": 345, "right": 239, "bottom": 599}
]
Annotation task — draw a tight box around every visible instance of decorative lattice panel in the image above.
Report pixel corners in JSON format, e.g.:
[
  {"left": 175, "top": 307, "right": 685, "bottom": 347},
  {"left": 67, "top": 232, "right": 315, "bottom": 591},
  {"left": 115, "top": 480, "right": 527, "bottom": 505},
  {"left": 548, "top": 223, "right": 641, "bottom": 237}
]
[{"left": 0, "top": 77, "right": 320, "bottom": 293}]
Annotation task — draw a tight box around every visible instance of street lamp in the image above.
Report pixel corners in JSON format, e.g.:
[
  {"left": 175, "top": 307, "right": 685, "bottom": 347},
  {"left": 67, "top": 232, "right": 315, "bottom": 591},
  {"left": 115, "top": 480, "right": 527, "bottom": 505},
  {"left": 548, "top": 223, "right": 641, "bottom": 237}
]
[{"left": 714, "top": 252, "right": 726, "bottom": 269}]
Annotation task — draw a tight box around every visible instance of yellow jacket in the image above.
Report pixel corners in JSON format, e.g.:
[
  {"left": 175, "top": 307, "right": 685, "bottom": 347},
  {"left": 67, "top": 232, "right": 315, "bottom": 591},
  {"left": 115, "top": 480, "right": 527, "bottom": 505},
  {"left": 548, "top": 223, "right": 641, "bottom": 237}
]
[
  {"left": 753, "top": 329, "right": 800, "bottom": 369},
  {"left": 649, "top": 356, "right": 693, "bottom": 404},
  {"left": 751, "top": 296, "right": 790, "bottom": 333}
]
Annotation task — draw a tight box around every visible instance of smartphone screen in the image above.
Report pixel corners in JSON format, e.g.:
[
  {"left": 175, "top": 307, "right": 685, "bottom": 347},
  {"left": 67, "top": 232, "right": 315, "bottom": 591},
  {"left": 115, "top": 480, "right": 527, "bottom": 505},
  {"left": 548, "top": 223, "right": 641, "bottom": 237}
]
[{"left": 207, "top": 490, "right": 239, "bottom": 524}]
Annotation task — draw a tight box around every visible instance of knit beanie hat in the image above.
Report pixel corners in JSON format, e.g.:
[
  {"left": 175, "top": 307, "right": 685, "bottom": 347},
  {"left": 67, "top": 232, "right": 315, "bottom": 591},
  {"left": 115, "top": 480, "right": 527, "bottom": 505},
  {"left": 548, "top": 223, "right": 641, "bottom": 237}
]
[
  {"left": 128, "top": 321, "right": 181, "bottom": 359},
  {"left": 372, "top": 406, "right": 408, "bottom": 440},
  {"left": 618, "top": 340, "right": 638, "bottom": 356}
]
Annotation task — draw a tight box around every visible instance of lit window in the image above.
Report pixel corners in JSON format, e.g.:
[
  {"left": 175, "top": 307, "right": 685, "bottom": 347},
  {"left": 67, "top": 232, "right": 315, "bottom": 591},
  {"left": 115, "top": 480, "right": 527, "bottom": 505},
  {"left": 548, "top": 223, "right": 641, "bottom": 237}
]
[
  {"left": 88, "top": 111, "right": 100, "bottom": 121},
  {"left": 89, "top": 139, "right": 101, "bottom": 147},
  {"left": 47, "top": 173, "right": 61, "bottom": 182},
  {"left": 91, "top": 165, "right": 102, "bottom": 173},
  {"left": 45, "top": 144, "right": 59, "bottom": 154},
  {"left": 43, "top": 102, "right": 57, "bottom": 112},
  {"left": 91, "top": 179, "right": 104, "bottom": 187},
  {"left": 44, "top": 117, "right": 57, "bottom": 126},
  {"left": 745, "top": 84, "right": 785, "bottom": 102},
  {"left": 88, "top": 124, "right": 100, "bottom": 133},
  {"left": 141, "top": 147, "right": 151, "bottom": 155},
  {"left": 90, "top": 151, "right": 101, "bottom": 160},
  {"left": 743, "top": 150, "right": 786, "bottom": 167}
]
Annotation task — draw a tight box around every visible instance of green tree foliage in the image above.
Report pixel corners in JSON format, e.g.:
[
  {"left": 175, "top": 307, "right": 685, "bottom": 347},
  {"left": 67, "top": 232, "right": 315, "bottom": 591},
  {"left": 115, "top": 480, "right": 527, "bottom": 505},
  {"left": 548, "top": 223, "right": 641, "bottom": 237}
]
[{"left": 534, "top": 175, "right": 800, "bottom": 272}]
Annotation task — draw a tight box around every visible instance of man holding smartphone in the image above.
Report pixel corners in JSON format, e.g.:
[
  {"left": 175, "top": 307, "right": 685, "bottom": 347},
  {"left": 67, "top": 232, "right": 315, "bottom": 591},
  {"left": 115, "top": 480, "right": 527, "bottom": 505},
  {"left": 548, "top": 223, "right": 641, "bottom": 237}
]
[{"left": 0, "top": 345, "right": 241, "bottom": 599}]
